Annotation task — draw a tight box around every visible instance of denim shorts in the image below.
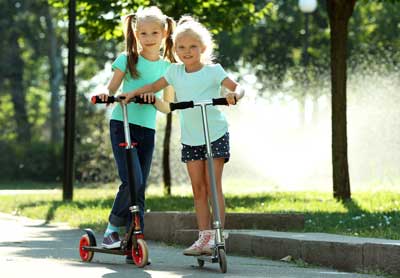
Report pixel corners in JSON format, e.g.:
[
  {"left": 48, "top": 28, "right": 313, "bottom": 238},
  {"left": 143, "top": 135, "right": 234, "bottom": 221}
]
[{"left": 181, "top": 132, "right": 230, "bottom": 163}]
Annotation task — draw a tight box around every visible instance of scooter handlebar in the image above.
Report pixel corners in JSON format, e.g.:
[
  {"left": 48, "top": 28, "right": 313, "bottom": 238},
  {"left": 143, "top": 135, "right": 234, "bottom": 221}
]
[
  {"left": 170, "top": 101, "right": 194, "bottom": 111},
  {"left": 169, "top": 98, "right": 229, "bottom": 111},
  {"left": 212, "top": 97, "right": 229, "bottom": 106},
  {"left": 91, "top": 95, "right": 155, "bottom": 104}
]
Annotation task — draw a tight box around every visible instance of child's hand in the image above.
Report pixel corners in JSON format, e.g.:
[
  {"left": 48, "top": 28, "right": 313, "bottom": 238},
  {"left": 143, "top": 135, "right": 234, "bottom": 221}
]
[
  {"left": 138, "top": 93, "right": 155, "bottom": 103},
  {"left": 225, "top": 92, "right": 239, "bottom": 105},
  {"left": 97, "top": 93, "right": 111, "bottom": 106}
]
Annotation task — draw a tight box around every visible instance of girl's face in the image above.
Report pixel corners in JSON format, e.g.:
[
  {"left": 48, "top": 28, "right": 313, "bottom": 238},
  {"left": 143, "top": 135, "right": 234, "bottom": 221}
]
[
  {"left": 175, "top": 34, "right": 205, "bottom": 67},
  {"left": 135, "top": 20, "right": 166, "bottom": 53}
]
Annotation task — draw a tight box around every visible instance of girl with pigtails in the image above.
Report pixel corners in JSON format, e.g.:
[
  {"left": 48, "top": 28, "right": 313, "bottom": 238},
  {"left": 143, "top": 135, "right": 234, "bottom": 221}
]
[{"left": 96, "top": 7, "right": 175, "bottom": 260}]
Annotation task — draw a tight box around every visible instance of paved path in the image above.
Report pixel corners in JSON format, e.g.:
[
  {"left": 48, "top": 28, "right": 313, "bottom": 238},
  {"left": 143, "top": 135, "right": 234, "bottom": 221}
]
[{"left": 0, "top": 213, "right": 384, "bottom": 278}]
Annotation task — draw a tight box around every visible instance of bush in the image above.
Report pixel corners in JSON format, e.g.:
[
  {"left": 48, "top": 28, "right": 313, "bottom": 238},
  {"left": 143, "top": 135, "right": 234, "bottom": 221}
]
[{"left": 0, "top": 141, "right": 63, "bottom": 182}]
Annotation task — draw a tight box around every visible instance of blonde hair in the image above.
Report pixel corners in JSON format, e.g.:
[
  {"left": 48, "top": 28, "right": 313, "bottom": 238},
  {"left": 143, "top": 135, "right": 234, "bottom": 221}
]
[
  {"left": 173, "top": 15, "right": 214, "bottom": 64},
  {"left": 123, "top": 6, "right": 176, "bottom": 78}
]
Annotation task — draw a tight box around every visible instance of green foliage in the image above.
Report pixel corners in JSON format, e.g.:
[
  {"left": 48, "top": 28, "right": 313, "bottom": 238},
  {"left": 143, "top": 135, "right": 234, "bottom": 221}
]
[
  {"left": 0, "top": 94, "right": 16, "bottom": 141},
  {"left": 50, "top": 0, "right": 271, "bottom": 41},
  {"left": 73, "top": 90, "right": 117, "bottom": 183},
  {"left": 349, "top": 1, "right": 400, "bottom": 67},
  {"left": 0, "top": 141, "right": 62, "bottom": 182},
  {"left": 218, "top": 1, "right": 331, "bottom": 88}
]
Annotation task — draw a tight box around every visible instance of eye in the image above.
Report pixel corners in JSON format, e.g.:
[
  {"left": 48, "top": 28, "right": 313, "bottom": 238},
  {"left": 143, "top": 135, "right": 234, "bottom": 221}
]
[
  {"left": 152, "top": 31, "right": 159, "bottom": 35},
  {"left": 140, "top": 32, "right": 146, "bottom": 35}
]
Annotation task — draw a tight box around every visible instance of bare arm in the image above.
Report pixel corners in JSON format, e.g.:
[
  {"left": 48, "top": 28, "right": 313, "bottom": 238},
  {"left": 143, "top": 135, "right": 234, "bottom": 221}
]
[
  {"left": 108, "top": 69, "right": 125, "bottom": 94},
  {"left": 97, "top": 69, "right": 125, "bottom": 103},
  {"left": 221, "top": 77, "right": 245, "bottom": 105},
  {"left": 122, "top": 77, "right": 169, "bottom": 103},
  {"left": 153, "top": 85, "right": 174, "bottom": 113}
]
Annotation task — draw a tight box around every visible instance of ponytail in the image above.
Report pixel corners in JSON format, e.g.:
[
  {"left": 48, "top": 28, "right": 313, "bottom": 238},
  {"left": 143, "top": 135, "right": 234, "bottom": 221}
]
[
  {"left": 124, "top": 14, "right": 140, "bottom": 78},
  {"left": 163, "top": 17, "right": 176, "bottom": 63}
]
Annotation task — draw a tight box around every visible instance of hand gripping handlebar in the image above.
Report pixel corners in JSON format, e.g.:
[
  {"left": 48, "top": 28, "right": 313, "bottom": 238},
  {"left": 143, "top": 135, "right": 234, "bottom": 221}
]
[
  {"left": 91, "top": 95, "right": 155, "bottom": 104},
  {"left": 169, "top": 97, "right": 229, "bottom": 111}
]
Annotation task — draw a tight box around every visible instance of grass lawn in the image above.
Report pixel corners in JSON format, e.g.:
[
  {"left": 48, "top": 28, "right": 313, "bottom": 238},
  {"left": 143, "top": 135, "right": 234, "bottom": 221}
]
[{"left": 0, "top": 182, "right": 399, "bottom": 240}]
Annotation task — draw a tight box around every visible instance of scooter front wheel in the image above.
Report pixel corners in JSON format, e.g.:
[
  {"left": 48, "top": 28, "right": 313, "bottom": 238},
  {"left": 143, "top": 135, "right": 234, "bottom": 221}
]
[
  {"left": 197, "top": 258, "right": 205, "bottom": 267},
  {"left": 132, "top": 238, "right": 149, "bottom": 267},
  {"left": 79, "top": 234, "right": 94, "bottom": 262},
  {"left": 218, "top": 248, "right": 227, "bottom": 273}
]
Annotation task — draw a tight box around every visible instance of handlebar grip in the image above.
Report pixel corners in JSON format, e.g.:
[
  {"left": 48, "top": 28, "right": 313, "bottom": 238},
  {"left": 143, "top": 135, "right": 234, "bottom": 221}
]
[
  {"left": 91, "top": 95, "right": 155, "bottom": 105},
  {"left": 170, "top": 101, "right": 194, "bottom": 111},
  {"left": 212, "top": 97, "right": 229, "bottom": 106},
  {"left": 131, "top": 96, "right": 156, "bottom": 104},
  {"left": 91, "top": 95, "right": 116, "bottom": 104}
]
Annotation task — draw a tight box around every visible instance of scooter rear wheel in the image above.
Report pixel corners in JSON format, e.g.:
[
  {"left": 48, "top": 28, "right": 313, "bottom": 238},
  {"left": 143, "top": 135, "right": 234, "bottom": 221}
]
[
  {"left": 79, "top": 234, "right": 94, "bottom": 262},
  {"left": 218, "top": 248, "right": 227, "bottom": 273},
  {"left": 132, "top": 238, "right": 148, "bottom": 267}
]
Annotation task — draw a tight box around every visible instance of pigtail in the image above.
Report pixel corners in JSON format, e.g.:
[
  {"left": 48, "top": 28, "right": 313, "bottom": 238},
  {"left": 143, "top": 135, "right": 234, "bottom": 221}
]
[
  {"left": 163, "top": 17, "right": 176, "bottom": 63},
  {"left": 125, "top": 14, "right": 140, "bottom": 78}
]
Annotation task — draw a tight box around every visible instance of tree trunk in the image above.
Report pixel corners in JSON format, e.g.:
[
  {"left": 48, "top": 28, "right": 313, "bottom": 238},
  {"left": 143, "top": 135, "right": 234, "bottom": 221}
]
[
  {"left": 44, "top": 4, "right": 63, "bottom": 145},
  {"left": 162, "top": 113, "right": 172, "bottom": 196},
  {"left": 9, "top": 29, "right": 31, "bottom": 143},
  {"left": 327, "top": 0, "right": 356, "bottom": 201},
  {"left": 63, "top": 0, "right": 77, "bottom": 201}
]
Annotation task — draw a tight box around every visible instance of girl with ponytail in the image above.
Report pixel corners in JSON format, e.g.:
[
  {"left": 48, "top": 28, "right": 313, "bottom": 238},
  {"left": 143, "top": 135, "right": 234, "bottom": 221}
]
[{"left": 96, "top": 7, "right": 175, "bottom": 262}]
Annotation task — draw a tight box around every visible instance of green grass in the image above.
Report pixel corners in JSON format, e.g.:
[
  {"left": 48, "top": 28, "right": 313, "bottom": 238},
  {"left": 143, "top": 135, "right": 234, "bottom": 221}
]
[{"left": 0, "top": 185, "right": 399, "bottom": 240}]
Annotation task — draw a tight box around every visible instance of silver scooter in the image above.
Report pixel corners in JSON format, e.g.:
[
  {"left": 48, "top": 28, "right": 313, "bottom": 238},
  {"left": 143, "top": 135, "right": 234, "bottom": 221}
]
[{"left": 170, "top": 97, "right": 236, "bottom": 273}]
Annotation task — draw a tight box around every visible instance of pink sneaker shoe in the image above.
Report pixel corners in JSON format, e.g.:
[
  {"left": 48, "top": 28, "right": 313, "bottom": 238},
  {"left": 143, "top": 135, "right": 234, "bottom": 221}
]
[
  {"left": 201, "top": 230, "right": 215, "bottom": 255},
  {"left": 183, "top": 230, "right": 212, "bottom": 256}
]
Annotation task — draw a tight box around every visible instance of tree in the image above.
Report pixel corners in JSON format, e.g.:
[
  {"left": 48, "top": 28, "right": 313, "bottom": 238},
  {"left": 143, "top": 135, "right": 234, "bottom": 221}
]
[
  {"left": 0, "top": 1, "right": 32, "bottom": 143},
  {"left": 327, "top": 0, "right": 357, "bottom": 201},
  {"left": 63, "top": 0, "right": 77, "bottom": 201},
  {"left": 163, "top": 113, "right": 172, "bottom": 195},
  {"left": 44, "top": 3, "right": 64, "bottom": 145}
]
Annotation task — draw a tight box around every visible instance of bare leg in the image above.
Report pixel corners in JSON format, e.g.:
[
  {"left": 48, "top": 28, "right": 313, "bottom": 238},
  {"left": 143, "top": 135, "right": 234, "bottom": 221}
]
[{"left": 186, "top": 160, "right": 211, "bottom": 230}]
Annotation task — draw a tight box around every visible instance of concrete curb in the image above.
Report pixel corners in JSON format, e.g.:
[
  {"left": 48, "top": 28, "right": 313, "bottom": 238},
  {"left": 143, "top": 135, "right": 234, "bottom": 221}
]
[
  {"left": 226, "top": 231, "right": 400, "bottom": 276},
  {"left": 144, "top": 212, "right": 305, "bottom": 243},
  {"left": 144, "top": 212, "right": 400, "bottom": 276}
]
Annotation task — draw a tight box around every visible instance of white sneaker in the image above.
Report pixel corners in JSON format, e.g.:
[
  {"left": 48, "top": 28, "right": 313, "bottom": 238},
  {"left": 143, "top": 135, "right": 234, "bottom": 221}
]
[{"left": 183, "top": 230, "right": 211, "bottom": 256}]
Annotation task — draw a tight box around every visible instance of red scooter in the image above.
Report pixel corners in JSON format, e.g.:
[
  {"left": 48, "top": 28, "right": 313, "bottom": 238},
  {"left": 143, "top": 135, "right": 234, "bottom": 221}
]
[{"left": 78, "top": 95, "right": 154, "bottom": 267}]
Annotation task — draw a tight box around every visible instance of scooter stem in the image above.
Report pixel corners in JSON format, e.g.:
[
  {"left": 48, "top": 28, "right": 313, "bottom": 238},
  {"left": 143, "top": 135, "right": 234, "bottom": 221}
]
[{"left": 199, "top": 104, "right": 223, "bottom": 244}]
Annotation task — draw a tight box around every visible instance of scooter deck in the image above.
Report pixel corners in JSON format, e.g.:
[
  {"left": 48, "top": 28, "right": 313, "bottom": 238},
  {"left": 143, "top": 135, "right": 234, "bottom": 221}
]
[
  {"left": 196, "top": 254, "right": 219, "bottom": 263},
  {"left": 82, "top": 246, "right": 127, "bottom": 255}
]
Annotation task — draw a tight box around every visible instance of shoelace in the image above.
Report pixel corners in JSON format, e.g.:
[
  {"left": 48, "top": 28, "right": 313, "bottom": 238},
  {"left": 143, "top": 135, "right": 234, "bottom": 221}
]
[{"left": 191, "top": 233, "right": 211, "bottom": 248}]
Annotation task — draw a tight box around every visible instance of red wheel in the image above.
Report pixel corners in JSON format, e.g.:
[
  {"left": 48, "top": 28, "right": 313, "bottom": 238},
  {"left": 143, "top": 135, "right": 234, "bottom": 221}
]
[
  {"left": 132, "top": 238, "right": 148, "bottom": 267},
  {"left": 79, "top": 234, "right": 94, "bottom": 262}
]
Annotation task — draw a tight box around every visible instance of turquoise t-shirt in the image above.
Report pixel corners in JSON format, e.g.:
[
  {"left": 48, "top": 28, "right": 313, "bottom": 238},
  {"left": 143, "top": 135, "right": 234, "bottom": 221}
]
[
  {"left": 110, "top": 53, "right": 170, "bottom": 129},
  {"left": 164, "top": 63, "right": 229, "bottom": 146}
]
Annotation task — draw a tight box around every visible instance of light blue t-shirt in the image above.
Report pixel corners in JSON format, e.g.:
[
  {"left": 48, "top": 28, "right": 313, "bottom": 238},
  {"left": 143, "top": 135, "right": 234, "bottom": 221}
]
[
  {"left": 110, "top": 53, "right": 170, "bottom": 129},
  {"left": 164, "top": 63, "right": 229, "bottom": 146}
]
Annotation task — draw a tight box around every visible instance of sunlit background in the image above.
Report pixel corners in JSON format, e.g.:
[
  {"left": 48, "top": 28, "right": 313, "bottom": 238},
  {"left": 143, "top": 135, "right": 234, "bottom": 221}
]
[{"left": 1, "top": 1, "right": 399, "bottom": 196}]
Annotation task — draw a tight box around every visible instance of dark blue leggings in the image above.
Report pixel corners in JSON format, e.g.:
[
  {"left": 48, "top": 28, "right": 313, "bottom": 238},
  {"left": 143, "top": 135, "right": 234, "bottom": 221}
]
[{"left": 108, "top": 120, "right": 155, "bottom": 233}]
